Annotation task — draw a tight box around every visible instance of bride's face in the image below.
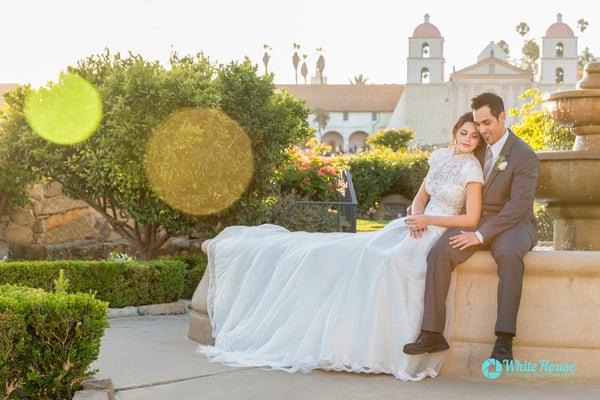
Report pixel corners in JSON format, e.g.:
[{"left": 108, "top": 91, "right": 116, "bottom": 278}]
[{"left": 454, "top": 122, "right": 480, "bottom": 153}]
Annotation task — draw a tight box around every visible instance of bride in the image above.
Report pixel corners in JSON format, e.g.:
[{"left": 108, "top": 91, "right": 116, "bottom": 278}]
[{"left": 197, "top": 112, "right": 485, "bottom": 381}]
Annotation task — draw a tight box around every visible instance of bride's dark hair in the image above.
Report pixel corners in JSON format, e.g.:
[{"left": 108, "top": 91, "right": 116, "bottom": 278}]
[{"left": 450, "top": 112, "right": 485, "bottom": 157}]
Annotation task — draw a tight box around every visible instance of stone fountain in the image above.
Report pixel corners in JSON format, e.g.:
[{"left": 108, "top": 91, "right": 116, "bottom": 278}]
[{"left": 538, "top": 62, "right": 600, "bottom": 250}]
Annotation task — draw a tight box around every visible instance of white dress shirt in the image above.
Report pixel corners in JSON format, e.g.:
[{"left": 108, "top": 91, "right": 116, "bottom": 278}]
[{"left": 475, "top": 128, "right": 509, "bottom": 244}]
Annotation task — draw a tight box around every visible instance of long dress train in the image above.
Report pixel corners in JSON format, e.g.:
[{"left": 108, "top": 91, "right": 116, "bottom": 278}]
[{"left": 197, "top": 147, "right": 484, "bottom": 380}]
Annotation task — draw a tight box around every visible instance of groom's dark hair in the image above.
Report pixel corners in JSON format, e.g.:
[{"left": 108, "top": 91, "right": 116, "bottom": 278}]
[{"left": 471, "top": 92, "right": 505, "bottom": 119}]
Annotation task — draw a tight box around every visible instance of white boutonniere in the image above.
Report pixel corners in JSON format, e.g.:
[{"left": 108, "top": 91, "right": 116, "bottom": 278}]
[{"left": 495, "top": 155, "right": 508, "bottom": 171}]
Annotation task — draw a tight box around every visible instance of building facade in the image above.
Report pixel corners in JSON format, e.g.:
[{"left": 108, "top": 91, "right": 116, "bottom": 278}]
[{"left": 278, "top": 13, "right": 580, "bottom": 149}]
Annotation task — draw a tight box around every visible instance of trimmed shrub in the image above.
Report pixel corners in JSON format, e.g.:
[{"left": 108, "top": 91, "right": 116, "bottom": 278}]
[
  {"left": 261, "top": 190, "right": 351, "bottom": 233},
  {"left": 348, "top": 149, "right": 430, "bottom": 214},
  {"left": 168, "top": 255, "right": 208, "bottom": 299},
  {"left": 366, "top": 127, "right": 415, "bottom": 152},
  {"left": 0, "top": 260, "right": 186, "bottom": 308},
  {"left": 0, "top": 284, "right": 109, "bottom": 399}
]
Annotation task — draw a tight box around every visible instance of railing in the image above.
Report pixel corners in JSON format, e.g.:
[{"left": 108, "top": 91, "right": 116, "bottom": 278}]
[{"left": 288, "top": 169, "right": 358, "bottom": 232}]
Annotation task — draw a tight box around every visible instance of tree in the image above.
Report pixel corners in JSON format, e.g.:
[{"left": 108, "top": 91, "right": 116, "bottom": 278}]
[
  {"left": 496, "top": 40, "right": 510, "bottom": 57},
  {"left": 516, "top": 22, "right": 530, "bottom": 37},
  {"left": 366, "top": 128, "right": 415, "bottom": 152},
  {"left": 521, "top": 39, "right": 540, "bottom": 74},
  {"left": 262, "top": 44, "right": 272, "bottom": 74},
  {"left": 0, "top": 108, "right": 35, "bottom": 215},
  {"left": 349, "top": 74, "right": 369, "bottom": 85},
  {"left": 300, "top": 54, "right": 308, "bottom": 84},
  {"left": 510, "top": 88, "right": 574, "bottom": 151},
  {"left": 312, "top": 108, "right": 330, "bottom": 140},
  {"left": 577, "top": 18, "right": 589, "bottom": 32},
  {"left": 316, "top": 47, "right": 325, "bottom": 84},
  {"left": 292, "top": 43, "right": 301, "bottom": 84},
  {"left": 579, "top": 47, "right": 598, "bottom": 77},
  {"left": 0, "top": 51, "right": 312, "bottom": 259}
]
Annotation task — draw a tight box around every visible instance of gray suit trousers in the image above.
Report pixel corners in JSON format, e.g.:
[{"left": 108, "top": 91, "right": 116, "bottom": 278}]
[{"left": 421, "top": 220, "right": 537, "bottom": 336}]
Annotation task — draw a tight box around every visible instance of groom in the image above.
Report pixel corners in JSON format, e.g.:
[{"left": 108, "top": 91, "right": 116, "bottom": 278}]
[{"left": 403, "top": 93, "right": 539, "bottom": 362}]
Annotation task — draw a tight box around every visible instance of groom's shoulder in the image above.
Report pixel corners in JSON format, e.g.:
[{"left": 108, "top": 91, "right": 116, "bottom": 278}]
[{"left": 509, "top": 131, "right": 538, "bottom": 160}]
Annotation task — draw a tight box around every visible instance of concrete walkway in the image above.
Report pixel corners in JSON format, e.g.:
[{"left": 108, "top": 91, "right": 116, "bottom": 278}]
[{"left": 92, "top": 315, "right": 600, "bottom": 400}]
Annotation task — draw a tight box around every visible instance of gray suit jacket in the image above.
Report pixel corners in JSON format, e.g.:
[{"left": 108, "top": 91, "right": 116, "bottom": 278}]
[{"left": 476, "top": 129, "right": 540, "bottom": 245}]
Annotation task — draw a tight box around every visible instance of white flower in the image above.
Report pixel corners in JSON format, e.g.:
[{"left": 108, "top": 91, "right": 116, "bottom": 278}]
[{"left": 494, "top": 155, "right": 508, "bottom": 171}]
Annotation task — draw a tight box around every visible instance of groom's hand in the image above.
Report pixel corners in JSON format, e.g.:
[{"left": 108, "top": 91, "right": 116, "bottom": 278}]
[{"left": 449, "top": 231, "right": 480, "bottom": 250}]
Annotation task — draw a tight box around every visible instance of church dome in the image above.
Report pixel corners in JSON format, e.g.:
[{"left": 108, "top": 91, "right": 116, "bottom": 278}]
[
  {"left": 546, "top": 13, "right": 574, "bottom": 37},
  {"left": 412, "top": 14, "right": 442, "bottom": 38}
]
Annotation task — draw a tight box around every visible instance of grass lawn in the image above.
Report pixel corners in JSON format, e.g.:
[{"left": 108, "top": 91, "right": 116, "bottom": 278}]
[{"left": 356, "top": 218, "right": 393, "bottom": 232}]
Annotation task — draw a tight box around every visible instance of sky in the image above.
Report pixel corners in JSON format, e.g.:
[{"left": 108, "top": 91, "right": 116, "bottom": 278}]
[{"left": 2, "top": 0, "right": 599, "bottom": 87}]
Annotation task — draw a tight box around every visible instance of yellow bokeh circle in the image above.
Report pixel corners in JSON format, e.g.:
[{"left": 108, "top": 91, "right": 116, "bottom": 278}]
[
  {"left": 144, "top": 107, "right": 254, "bottom": 215},
  {"left": 24, "top": 73, "right": 102, "bottom": 145}
]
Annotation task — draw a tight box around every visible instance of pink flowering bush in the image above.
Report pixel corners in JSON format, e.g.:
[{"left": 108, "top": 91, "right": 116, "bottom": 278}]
[{"left": 280, "top": 140, "right": 349, "bottom": 201}]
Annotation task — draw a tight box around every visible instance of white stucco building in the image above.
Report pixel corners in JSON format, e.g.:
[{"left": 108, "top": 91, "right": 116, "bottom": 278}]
[{"left": 278, "top": 13, "right": 580, "bottom": 149}]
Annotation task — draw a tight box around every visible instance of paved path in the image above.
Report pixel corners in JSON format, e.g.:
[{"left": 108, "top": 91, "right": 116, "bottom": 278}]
[{"left": 92, "top": 315, "right": 600, "bottom": 400}]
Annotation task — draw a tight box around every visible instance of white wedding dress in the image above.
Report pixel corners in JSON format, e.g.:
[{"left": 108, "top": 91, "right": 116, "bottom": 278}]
[{"left": 197, "top": 147, "right": 484, "bottom": 380}]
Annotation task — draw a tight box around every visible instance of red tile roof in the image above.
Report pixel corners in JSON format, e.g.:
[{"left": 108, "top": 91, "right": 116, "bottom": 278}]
[{"left": 276, "top": 84, "right": 404, "bottom": 112}]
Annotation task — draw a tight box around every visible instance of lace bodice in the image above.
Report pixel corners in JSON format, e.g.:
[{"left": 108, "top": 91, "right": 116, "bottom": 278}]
[{"left": 424, "top": 147, "right": 484, "bottom": 216}]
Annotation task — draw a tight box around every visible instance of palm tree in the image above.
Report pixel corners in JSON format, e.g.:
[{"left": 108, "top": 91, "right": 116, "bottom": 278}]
[
  {"left": 262, "top": 44, "right": 271, "bottom": 74},
  {"left": 316, "top": 47, "right": 325, "bottom": 84},
  {"left": 521, "top": 39, "right": 540, "bottom": 73},
  {"left": 292, "top": 43, "right": 301, "bottom": 84},
  {"left": 516, "top": 22, "right": 530, "bottom": 37},
  {"left": 577, "top": 18, "right": 589, "bottom": 33},
  {"left": 301, "top": 54, "right": 308, "bottom": 84},
  {"left": 313, "top": 108, "right": 330, "bottom": 140},
  {"left": 349, "top": 74, "right": 369, "bottom": 84},
  {"left": 496, "top": 40, "right": 510, "bottom": 57}
]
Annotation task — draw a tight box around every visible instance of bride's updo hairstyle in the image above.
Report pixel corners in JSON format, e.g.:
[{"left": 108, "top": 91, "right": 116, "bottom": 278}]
[{"left": 450, "top": 112, "right": 485, "bottom": 157}]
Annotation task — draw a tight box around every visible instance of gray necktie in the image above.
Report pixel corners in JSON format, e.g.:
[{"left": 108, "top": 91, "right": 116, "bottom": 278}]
[{"left": 483, "top": 146, "right": 493, "bottom": 182}]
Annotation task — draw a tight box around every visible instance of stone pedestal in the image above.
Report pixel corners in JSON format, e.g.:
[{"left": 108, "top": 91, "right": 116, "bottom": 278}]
[{"left": 188, "top": 259, "right": 214, "bottom": 345}]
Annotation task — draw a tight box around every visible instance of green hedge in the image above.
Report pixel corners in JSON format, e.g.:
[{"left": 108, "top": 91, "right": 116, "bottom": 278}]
[
  {"left": 0, "top": 284, "right": 109, "bottom": 399},
  {"left": 348, "top": 149, "right": 430, "bottom": 214},
  {"left": 167, "top": 255, "right": 208, "bottom": 299},
  {"left": 0, "top": 260, "right": 187, "bottom": 308}
]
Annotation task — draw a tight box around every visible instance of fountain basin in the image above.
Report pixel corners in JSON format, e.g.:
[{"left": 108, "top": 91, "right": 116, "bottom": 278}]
[
  {"left": 542, "top": 63, "right": 600, "bottom": 152},
  {"left": 537, "top": 151, "right": 600, "bottom": 203}
]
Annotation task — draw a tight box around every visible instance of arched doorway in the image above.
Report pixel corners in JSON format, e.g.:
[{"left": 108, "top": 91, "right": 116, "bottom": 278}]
[
  {"left": 348, "top": 131, "right": 369, "bottom": 153},
  {"left": 321, "top": 131, "right": 344, "bottom": 153}
]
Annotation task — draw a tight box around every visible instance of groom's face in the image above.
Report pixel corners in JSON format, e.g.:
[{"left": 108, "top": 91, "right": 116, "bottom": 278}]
[{"left": 473, "top": 106, "right": 505, "bottom": 145}]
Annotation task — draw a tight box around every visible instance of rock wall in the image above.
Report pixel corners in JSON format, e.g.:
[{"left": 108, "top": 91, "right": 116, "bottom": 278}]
[{"left": 2, "top": 182, "right": 129, "bottom": 259}]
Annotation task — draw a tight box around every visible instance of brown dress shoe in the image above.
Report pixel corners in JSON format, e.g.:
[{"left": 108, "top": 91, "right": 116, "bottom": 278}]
[{"left": 403, "top": 331, "right": 449, "bottom": 355}]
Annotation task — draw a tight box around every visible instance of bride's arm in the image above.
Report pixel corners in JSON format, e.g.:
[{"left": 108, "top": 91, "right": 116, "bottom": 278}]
[
  {"left": 410, "top": 182, "right": 429, "bottom": 215},
  {"left": 406, "top": 182, "right": 482, "bottom": 229}
]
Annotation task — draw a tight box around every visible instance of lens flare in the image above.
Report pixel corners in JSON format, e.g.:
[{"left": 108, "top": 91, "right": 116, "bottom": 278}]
[
  {"left": 144, "top": 107, "right": 254, "bottom": 215},
  {"left": 24, "top": 73, "right": 102, "bottom": 145}
]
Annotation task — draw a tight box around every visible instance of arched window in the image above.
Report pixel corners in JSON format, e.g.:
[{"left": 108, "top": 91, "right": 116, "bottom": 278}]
[
  {"left": 421, "top": 43, "right": 430, "bottom": 58},
  {"left": 421, "top": 67, "right": 430, "bottom": 84},
  {"left": 555, "top": 68, "right": 564, "bottom": 83},
  {"left": 556, "top": 42, "right": 564, "bottom": 58}
]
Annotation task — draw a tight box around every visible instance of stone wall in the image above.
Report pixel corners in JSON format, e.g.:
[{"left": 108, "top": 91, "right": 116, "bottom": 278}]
[{"left": 2, "top": 182, "right": 129, "bottom": 260}]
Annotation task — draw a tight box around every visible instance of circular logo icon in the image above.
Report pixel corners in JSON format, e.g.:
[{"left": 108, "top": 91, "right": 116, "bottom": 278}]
[{"left": 481, "top": 358, "right": 503, "bottom": 379}]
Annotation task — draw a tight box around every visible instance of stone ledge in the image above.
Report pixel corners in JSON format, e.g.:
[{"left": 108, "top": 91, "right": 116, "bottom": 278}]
[
  {"left": 72, "top": 378, "right": 115, "bottom": 400},
  {"left": 108, "top": 300, "right": 191, "bottom": 319},
  {"left": 188, "top": 249, "right": 600, "bottom": 383}
]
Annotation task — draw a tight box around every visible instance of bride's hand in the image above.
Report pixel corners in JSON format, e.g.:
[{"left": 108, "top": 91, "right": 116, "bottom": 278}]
[
  {"left": 405, "top": 215, "right": 430, "bottom": 231},
  {"left": 409, "top": 226, "right": 427, "bottom": 239}
]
